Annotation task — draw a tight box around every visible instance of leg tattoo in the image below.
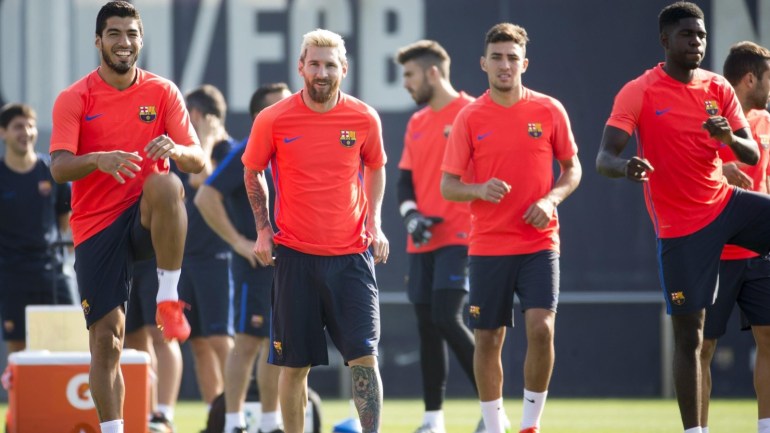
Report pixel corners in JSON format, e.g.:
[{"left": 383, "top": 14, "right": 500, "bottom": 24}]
[{"left": 351, "top": 365, "right": 382, "bottom": 432}]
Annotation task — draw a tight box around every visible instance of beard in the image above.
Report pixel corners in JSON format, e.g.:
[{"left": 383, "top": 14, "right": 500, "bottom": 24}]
[
  {"left": 410, "top": 82, "right": 434, "bottom": 105},
  {"left": 101, "top": 46, "right": 136, "bottom": 75},
  {"left": 305, "top": 77, "right": 340, "bottom": 103}
]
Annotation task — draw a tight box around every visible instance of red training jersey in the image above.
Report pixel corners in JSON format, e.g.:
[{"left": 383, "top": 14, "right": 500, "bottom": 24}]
[
  {"left": 50, "top": 68, "right": 198, "bottom": 246},
  {"left": 606, "top": 64, "right": 748, "bottom": 238},
  {"left": 399, "top": 92, "right": 474, "bottom": 253},
  {"left": 242, "top": 92, "right": 387, "bottom": 256},
  {"left": 442, "top": 88, "right": 578, "bottom": 256},
  {"left": 720, "top": 109, "right": 770, "bottom": 260}
]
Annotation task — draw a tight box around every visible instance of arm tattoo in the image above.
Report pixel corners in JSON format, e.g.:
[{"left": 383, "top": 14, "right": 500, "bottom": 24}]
[
  {"left": 351, "top": 365, "right": 382, "bottom": 433},
  {"left": 244, "top": 168, "right": 271, "bottom": 231}
]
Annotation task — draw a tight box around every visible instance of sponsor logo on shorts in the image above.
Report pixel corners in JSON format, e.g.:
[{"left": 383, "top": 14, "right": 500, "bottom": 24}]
[
  {"left": 469, "top": 305, "right": 480, "bottom": 319},
  {"left": 273, "top": 340, "right": 283, "bottom": 357},
  {"left": 251, "top": 315, "right": 264, "bottom": 328},
  {"left": 670, "top": 291, "right": 686, "bottom": 306},
  {"left": 3, "top": 320, "right": 14, "bottom": 334},
  {"left": 81, "top": 299, "right": 91, "bottom": 316},
  {"left": 38, "top": 180, "right": 52, "bottom": 196},
  {"left": 704, "top": 100, "right": 719, "bottom": 116},
  {"left": 340, "top": 130, "right": 356, "bottom": 147}
]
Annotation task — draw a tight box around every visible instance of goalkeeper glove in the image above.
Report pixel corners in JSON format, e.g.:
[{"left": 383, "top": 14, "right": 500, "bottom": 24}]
[{"left": 403, "top": 210, "right": 444, "bottom": 247}]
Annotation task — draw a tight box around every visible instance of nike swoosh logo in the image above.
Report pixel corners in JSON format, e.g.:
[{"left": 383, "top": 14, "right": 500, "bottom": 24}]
[
  {"left": 85, "top": 113, "right": 103, "bottom": 121},
  {"left": 655, "top": 108, "right": 671, "bottom": 116},
  {"left": 283, "top": 136, "right": 302, "bottom": 143},
  {"left": 449, "top": 275, "right": 465, "bottom": 282},
  {"left": 477, "top": 132, "right": 492, "bottom": 140},
  {"left": 525, "top": 398, "right": 535, "bottom": 403}
]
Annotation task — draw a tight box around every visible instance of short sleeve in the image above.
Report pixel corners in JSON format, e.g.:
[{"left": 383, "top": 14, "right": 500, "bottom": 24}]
[
  {"left": 398, "top": 118, "right": 415, "bottom": 170},
  {"left": 163, "top": 84, "right": 199, "bottom": 147},
  {"left": 50, "top": 90, "right": 84, "bottom": 155},
  {"left": 719, "top": 80, "right": 750, "bottom": 132},
  {"left": 606, "top": 80, "right": 644, "bottom": 136},
  {"left": 242, "top": 110, "right": 276, "bottom": 171},
  {"left": 361, "top": 109, "right": 386, "bottom": 169},
  {"left": 549, "top": 100, "right": 578, "bottom": 161},
  {"left": 441, "top": 108, "right": 472, "bottom": 176}
]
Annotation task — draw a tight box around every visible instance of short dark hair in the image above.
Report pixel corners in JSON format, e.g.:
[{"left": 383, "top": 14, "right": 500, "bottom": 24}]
[
  {"left": 96, "top": 1, "right": 143, "bottom": 37},
  {"left": 249, "top": 83, "right": 290, "bottom": 118},
  {"left": 0, "top": 103, "right": 36, "bottom": 129},
  {"left": 723, "top": 41, "right": 770, "bottom": 86},
  {"left": 395, "top": 40, "right": 451, "bottom": 79},
  {"left": 186, "top": 84, "right": 228, "bottom": 123},
  {"left": 484, "top": 23, "right": 529, "bottom": 54},
  {"left": 659, "top": 1, "right": 704, "bottom": 34}
]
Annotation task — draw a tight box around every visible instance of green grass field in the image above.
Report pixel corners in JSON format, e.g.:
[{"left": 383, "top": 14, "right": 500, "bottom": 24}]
[{"left": 160, "top": 398, "right": 752, "bottom": 433}]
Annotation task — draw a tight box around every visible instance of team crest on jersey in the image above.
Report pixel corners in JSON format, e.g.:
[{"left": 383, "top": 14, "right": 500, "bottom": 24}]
[
  {"left": 340, "top": 130, "right": 357, "bottom": 147},
  {"left": 81, "top": 299, "right": 91, "bottom": 316},
  {"left": 273, "top": 340, "right": 283, "bottom": 357},
  {"left": 469, "top": 305, "right": 480, "bottom": 319},
  {"left": 139, "top": 106, "right": 157, "bottom": 123},
  {"left": 251, "top": 314, "right": 264, "bottom": 329},
  {"left": 759, "top": 135, "right": 770, "bottom": 149},
  {"left": 443, "top": 124, "right": 452, "bottom": 138},
  {"left": 38, "top": 180, "right": 52, "bottom": 197},
  {"left": 670, "top": 291, "right": 686, "bottom": 306},
  {"left": 528, "top": 123, "right": 542, "bottom": 138},
  {"left": 704, "top": 100, "right": 719, "bottom": 115}
]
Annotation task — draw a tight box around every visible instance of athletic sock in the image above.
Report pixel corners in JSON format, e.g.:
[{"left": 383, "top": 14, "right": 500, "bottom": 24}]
[
  {"left": 480, "top": 398, "right": 505, "bottom": 433},
  {"left": 684, "top": 428, "right": 702, "bottom": 433},
  {"left": 156, "top": 404, "right": 174, "bottom": 422},
  {"left": 100, "top": 419, "right": 124, "bottom": 433},
  {"left": 521, "top": 389, "right": 547, "bottom": 429},
  {"left": 759, "top": 418, "right": 770, "bottom": 433},
  {"left": 224, "top": 412, "right": 246, "bottom": 432},
  {"left": 702, "top": 427, "right": 709, "bottom": 433},
  {"left": 260, "top": 411, "right": 281, "bottom": 431},
  {"left": 423, "top": 410, "right": 444, "bottom": 430},
  {"left": 156, "top": 268, "right": 181, "bottom": 303}
]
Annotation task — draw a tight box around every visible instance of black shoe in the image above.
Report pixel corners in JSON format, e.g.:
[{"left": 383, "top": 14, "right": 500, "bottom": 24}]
[
  {"left": 231, "top": 428, "right": 247, "bottom": 433},
  {"left": 257, "top": 429, "right": 285, "bottom": 433}
]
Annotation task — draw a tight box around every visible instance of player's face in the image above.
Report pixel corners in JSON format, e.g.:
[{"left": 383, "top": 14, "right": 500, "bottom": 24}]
[
  {"left": 0, "top": 116, "right": 37, "bottom": 157},
  {"left": 663, "top": 18, "right": 707, "bottom": 70},
  {"left": 481, "top": 41, "right": 528, "bottom": 93},
  {"left": 749, "top": 63, "right": 770, "bottom": 110},
  {"left": 96, "top": 16, "right": 143, "bottom": 75},
  {"left": 299, "top": 46, "right": 347, "bottom": 104},
  {"left": 402, "top": 60, "right": 433, "bottom": 105}
]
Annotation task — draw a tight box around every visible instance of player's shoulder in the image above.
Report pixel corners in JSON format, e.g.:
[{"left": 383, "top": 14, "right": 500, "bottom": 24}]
[
  {"left": 56, "top": 70, "right": 99, "bottom": 104},
  {"left": 525, "top": 88, "right": 565, "bottom": 109},
  {"left": 340, "top": 92, "right": 380, "bottom": 120},
  {"left": 135, "top": 69, "right": 182, "bottom": 95},
  {"left": 456, "top": 91, "right": 490, "bottom": 118},
  {"left": 748, "top": 108, "right": 770, "bottom": 127}
]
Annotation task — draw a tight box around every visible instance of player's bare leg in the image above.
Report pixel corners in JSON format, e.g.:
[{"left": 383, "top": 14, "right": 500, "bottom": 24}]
[
  {"left": 671, "top": 310, "right": 705, "bottom": 430},
  {"left": 140, "top": 173, "right": 185, "bottom": 270},
  {"left": 699, "top": 338, "right": 717, "bottom": 427},
  {"left": 474, "top": 327, "right": 506, "bottom": 433},
  {"left": 256, "top": 339, "right": 281, "bottom": 414},
  {"left": 89, "top": 307, "right": 126, "bottom": 422},
  {"left": 124, "top": 327, "right": 158, "bottom": 412},
  {"left": 349, "top": 355, "right": 382, "bottom": 433},
  {"left": 149, "top": 325, "right": 182, "bottom": 418},
  {"left": 753, "top": 326, "right": 770, "bottom": 424},
  {"left": 522, "top": 308, "right": 555, "bottom": 430},
  {"left": 190, "top": 336, "right": 231, "bottom": 403},
  {"left": 279, "top": 365, "right": 310, "bottom": 433}
]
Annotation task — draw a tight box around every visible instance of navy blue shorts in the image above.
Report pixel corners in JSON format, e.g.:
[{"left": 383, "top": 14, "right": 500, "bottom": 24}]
[
  {"left": 232, "top": 255, "right": 273, "bottom": 337},
  {"left": 0, "top": 268, "right": 73, "bottom": 341},
  {"left": 179, "top": 254, "right": 233, "bottom": 338},
  {"left": 468, "top": 250, "right": 559, "bottom": 329},
  {"left": 270, "top": 246, "right": 380, "bottom": 367},
  {"left": 74, "top": 201, "right": 153, "bottom": 328},
  {"left": 125, "top": 258, "right": 158, "bottom": 333},
  {"left": 407, "top": 245, "right": 469, "bottom": 304},
  {"left": 703, "top": 256, "right": 770, "bottom": 339},
  {"left": 658, "top": 189, "right": 770, "bottom": 315}
]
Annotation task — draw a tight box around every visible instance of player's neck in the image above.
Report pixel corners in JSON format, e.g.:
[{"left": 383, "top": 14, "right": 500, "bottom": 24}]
[
  {"left": 489, "top": 84, "right": 523, "bottom": 107},
  {"left": 3, "top": 149, "right": 37, "bottom": 173},
  {"left": 662, "top": 61, "right": 696, "bottom": 84},
  {"left": 97, "top": 65, "right": 138, "bottom": 91},
  {"left": 428, "top": 82, "right": 460, "bottom": 112}
]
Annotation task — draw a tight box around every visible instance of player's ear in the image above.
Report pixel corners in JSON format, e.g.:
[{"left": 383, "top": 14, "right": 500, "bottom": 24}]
[
  {"left": 480, "top": 56, "right": 487, "bottom": 73},
  {"left": 522, "top": 58, "right": 529, "bottom": 74},
  {"left": 95, "top": 35, "right": 102, "bottom": 50}
]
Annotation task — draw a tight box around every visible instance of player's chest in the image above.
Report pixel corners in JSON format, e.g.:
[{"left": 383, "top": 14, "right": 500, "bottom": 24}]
[
  {"left": 80, "top": 94, "right": 166, "bottom": 147},
  {"left": 272, "top": 119, "right": 369, "bottom": 163}
]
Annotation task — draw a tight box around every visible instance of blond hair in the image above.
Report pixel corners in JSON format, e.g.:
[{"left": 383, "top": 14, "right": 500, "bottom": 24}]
[{"left": 300, "top": 28, "right": 348, "bottom": 64}]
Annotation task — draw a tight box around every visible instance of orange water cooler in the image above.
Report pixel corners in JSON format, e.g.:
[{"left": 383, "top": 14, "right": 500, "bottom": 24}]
[{"left": 6, "top": 350, "right": 151, "bottom": 433}]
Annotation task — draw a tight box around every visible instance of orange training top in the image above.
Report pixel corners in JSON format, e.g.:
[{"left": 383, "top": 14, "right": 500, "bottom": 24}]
[
  {"left": 242, "top": 92, "right": 387, "bottom": 256},
  {"left": 50, "top": 68, "right": 198, "bottom": 246},
  {"left": 399, "top": 92, "right": 474, "bottom": 253},
  {"left": 442, "top": 88, "right": 578, "bottom": 256},
  {"left": 720, "top": 109, "right": 770, "bottom": 260},
  {"left": 607, "top": 64, "right": 748, "bottom": 238}
]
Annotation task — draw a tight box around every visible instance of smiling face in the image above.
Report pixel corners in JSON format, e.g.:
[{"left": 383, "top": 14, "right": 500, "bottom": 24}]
[
  {"left": 0, "top": 115, "right": 37, "bottom": 158},
  {"left": 96, "top": 16, "right": 143, "bottom": 75},
  {"left": 299, "top": 45, "right": 347, "bottom": 104},
  {"left": 481, "top": 40, "right": 528, "bottom": 93}
]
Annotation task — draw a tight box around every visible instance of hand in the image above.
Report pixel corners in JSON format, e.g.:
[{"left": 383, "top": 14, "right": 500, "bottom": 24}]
[
  {"left": 144, "top": 135, "right": 180, "bottom": 161},
  {"left": 475, "top": 178, "right": 511, "bottom": 203},
  {"left": 253, "top": 228, "right": 275, "bottom": 266},
  {"left": 370, "top": 226, "right": 389, "bottom": 264},
  {"left": 702, "top": 116, "right": 734, "bottom": 146},
  {"left": 523, "top": 198, "right": 555, "bottom": 229},
  {"left": 96, "top": 151, "right": 142, "bottom": 184},
  {"left": 722, "top": 162, "right": 753, "bottom": 189},
  {"left": 233, "top": 235, "right": 259, "bottom": 268},
  {"left": 403, "top": 210, "right": 443, "bottom": 247},
  {"left": 624, "top": 156, "right": 654, "bottom": 182}
]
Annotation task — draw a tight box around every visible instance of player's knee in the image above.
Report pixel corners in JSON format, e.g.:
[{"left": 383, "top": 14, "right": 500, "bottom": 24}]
[
  {"left": 475, "top": 328, "right": 505, "bottom": 350},
  {"left": 526, "top": 319, "right": 554, "bottom": 347},
  {"left": 143, "top": 172, "right": 184, "bottom": 205},
  {"left": 90, "top": 328, "right": 123, "bottom": 364}
]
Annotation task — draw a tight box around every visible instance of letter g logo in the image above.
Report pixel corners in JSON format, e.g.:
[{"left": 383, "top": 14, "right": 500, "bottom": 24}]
[{"left": 66, "top": 373, "right": 95, "bottom": 410}]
